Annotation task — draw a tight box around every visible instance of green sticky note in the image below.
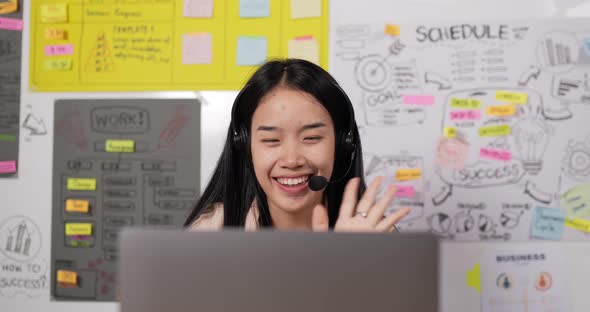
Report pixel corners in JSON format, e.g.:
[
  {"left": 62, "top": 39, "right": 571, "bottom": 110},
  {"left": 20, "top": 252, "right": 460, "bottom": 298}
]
[
  {"left": 67, "top": 178, "right": 96, "bottom": 191},
  {"left": 561, "top": 183, "right": 590, "bottom": 218},
  {"left": 496, "top": 90, "right": 528, "bottom": 104},
  {"left": 479, "top": 125, "right": 511, "bottom": 137},
  {"left": 105, "top": 139, "right": 135, "bottom": 153},
  {"left": 0, "top": 134, "right": 16, "bottom": 142},
  {"left": 450, "top": 98, "right": 481, "bottom": 109},
  {"left": 466, "top": 263, "right": 481, "bottom": 293}
]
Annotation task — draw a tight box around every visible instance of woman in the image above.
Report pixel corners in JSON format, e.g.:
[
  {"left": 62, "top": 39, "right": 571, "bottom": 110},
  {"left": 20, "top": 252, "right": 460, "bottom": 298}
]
[{"left": 185, "top": 59, "right": 409, "bottom": 231}]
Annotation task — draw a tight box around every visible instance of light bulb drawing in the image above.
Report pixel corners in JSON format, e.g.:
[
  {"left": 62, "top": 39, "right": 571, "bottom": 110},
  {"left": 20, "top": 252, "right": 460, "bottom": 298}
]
[{"left": 513, "top": 104, "right": 551, "bottom": 175}]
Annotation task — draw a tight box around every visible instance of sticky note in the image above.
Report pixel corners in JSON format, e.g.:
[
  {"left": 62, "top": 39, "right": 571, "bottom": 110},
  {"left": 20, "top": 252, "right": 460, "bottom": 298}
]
[
  {"left": 450, "top": 110, "right": 481, "bottom": 120},
  {"left": 65, "top": 223, "right": 93, "bottom": 236},
  {"left": 0, "top": 17, "right": 22, "bottom": 31},
  {"left": 486, "top": 104, "right": 516, "bottom": 117},
  {"left": 41, "top": 3, "right": 68, "bottom": 23},
  {"left": 435, "top": 137, "right": 469, "bottom": 169},
  {"left": 466, "top": 263, "right": 481, "bottom": 293},
  {"left": 290, "top": 0, "right": 321, "bottom": 19},
  {"left": 496, "top": 90, "right": 528, "bottom": 104},
  {"left": 403, "top": 95, "right": 435, "bottom": 106},
  {"left": 45, "top": 44, "right": 74, "bottom": 56},
  {"left": 443, "top": 127, "right": 456, "bottom": 138},
  {"left": 0, "top": 134, "right": 16, "bottom": 142},
  {"left": 105, "top": 139, "right": 135, "bottom": 152},
  {"left": 237, "top": 36, "right": 267, "bottom": 66},
  {"left": 395, "top": 185, "right": 415, "bottom": 198},
  {"left": 182, "top": 33, "right": 212, "bottom": 64},
  {"left": 240, "top": 0, "right": 270, "bottom": 18},
  {"left": 450, "top": 98, "right": 481, "bottom": 109},
  {"left": 65, "top": 199, "right": 90, "bottom": 213},
  {"left": 44, "top": 58, "right": 72, "bottom": 71},
  {"left": 531, "top": 207, "right": 565, "bottom": 240},
  {"left": 57, "top": 270, "right": 78, "bottom": 285},
  {"left": 0, "top": 0, "right": 17, "bottom": 14},
  {"left": 561, "top": 183, "right": 590, "bottom": 218},
  {"left": 564, "top": 218, "right": 590, "bottom": 233},
  {"left": 385, "top": 24, "right": 400, "bottom": 36},
  {"left": 0, "top": 160, "right": 16, "bottom": 174},
  {"left": 395, "top": 169, "right": 422, "bottom": 181},
  {"left": 67, "top": 178, "right": 96, "bottom": 191},
  {"left": 480, "top": 147, "right": 511, "bottom": 161},
  {"left": 183, "top": 0, "right": 213, "bottom": 18},
  {"left": 288, "top": 36, "right": 319, "bottom": 65},
  {"left": 45, "top": 28, "right": 67, "bottom": 40},
  {"left": 479, "top": 124, "right": 511, "bottom": 137}
]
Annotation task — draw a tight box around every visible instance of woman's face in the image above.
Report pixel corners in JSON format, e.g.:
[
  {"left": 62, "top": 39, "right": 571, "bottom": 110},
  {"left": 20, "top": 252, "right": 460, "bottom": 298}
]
[{"left": 250, "top": 86, "right": 335, "bottom": 221}]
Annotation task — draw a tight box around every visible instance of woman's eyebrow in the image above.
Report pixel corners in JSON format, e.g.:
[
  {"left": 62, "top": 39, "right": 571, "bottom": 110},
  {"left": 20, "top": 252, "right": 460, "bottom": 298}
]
[
  {"left": 256, "top": 125, "right": 278, "bottom": 131},
  {"left": 302, "top": 122, "right": 326, "bottom": 131}
]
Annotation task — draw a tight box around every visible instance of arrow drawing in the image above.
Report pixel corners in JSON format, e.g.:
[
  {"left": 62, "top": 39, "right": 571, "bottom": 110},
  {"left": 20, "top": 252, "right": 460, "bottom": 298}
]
[
  {"left": 518, "top": 66, "right": 541, "bottom": 86},
  {"left": 22, "top": 113, "right": 47, "bottom": 135},
  {"left": 425, "top": 72, "right": 452, "bottom": 90}
]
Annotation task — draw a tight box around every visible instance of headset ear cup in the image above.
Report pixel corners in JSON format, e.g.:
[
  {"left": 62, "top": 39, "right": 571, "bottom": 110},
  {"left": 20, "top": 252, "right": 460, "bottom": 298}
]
[
  {"left": 233, "top": 127, "right": 248, "bottom": 151},
  {"left": 342, "top": 131, "right": 355, "bottom": 153}
]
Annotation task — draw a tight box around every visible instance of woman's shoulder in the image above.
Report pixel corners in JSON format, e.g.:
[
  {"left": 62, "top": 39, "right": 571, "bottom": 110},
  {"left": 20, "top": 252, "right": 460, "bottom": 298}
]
[{"left": 187, "top": 203, "right": 225, "bottom": 231}]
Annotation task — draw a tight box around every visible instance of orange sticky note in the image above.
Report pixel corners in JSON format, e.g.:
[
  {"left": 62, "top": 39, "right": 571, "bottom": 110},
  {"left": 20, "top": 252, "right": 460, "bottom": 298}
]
[
  {"left": 65, "top": 199, "right": 90, "bottom": 213},
  {"left": 385, "top": 24, "right": 400, "bottom": 36},
  {"left": 395, "top": 169, "right": 422, "bottom": 181},
  {"left": 0, "top": 0, "right": 17, "bottom": 14},
  {"left": 57, "top": 270, "right": 78, "bottom": 285},
  {"left": 45, "top": 28, "right": 67, "bottom": 40}
]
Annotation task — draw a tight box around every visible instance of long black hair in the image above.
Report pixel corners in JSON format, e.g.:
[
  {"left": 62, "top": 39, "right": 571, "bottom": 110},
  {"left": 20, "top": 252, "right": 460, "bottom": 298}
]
[{"left": 184, "top": 59, "right": 366, "bottom": 228}]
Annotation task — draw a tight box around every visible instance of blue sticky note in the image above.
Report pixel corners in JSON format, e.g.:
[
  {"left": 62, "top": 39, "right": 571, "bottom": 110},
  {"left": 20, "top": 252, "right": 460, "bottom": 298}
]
[
  {"left": 531, "top": 207, "right": 565, "bottom": 240},
  {"left": 583, "top": 38, "right": 590, "bottom": 56},
  {"left": 240, "top": 0, "right": 270, "bottom": 18},
  {"left": 237, "top": 36, "right": 267, "bottom": 66}
]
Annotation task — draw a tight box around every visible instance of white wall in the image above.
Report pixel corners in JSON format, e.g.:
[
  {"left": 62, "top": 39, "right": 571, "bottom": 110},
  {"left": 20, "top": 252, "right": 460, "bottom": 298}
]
[{"left": 1, "top": 0, "right": 590, "bottom": 311}]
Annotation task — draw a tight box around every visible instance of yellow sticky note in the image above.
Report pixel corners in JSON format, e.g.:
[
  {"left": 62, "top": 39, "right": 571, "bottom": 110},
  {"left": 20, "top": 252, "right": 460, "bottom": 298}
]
[
  {"left": 65, "top": 223, "right": 93, "bottom": 236},
  {"left": 466, "top": 263, "right": 481, "bottom": 293},
  {"left": 0, "top": 0, "right": 18, "bottom": 14},
  {"left": 495, "top": 91, "right": 528, "bottom": 104},
  {"left": 486, "top": 104, "right": 516, "bottom": 117},
  {"left": 443, "top": 127, "right": 456, "bottom": 138},
  {"left": 44, "top": 58, "right": 72, "bottom": 71},
  {"left": 67, "top": 178, "right": 96, "bottom": 191},
  {"left": 479, "top": 125, "right": 511, "bottom": 137},
  {"left": 450, "top": 98, "right": 481, "bottom": 109},
  {"left": 564, "top": 218, "right": 590, "bottom": 233},
  {"left": 290, "top": 0, "right": 321, "bottom": 19},
  {"left": 41, "top": 3, "right": 68, "bottom": 23},
  {"left": 65, "top": 199, "right": 90, "bottom": 213},
  {"left": 395, "top": 169, "right": 422, "bottom": 181},
  {"left": 105, "top": 140, "right": 135, "bottom": 153},
  {"left": 288, "top": 36, "right": 319, "bottom": 65},
  {"left": 385, "top": 24, "right": 400, "bottom": 36},
  {"left": 57, "top": 270, "right": 78, "bottom": 285},
  {"left": 45, "top": 28, "right": 67, "bottom": 40}
]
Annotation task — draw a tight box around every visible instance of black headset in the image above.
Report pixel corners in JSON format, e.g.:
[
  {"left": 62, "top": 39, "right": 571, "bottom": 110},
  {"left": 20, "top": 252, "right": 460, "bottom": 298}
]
[{"left": 230, "top": 81, "right": 357, "bottom": 156}]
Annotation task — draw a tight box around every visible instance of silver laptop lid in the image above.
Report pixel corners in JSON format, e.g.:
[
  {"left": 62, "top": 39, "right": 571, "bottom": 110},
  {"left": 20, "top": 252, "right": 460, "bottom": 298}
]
[{"left": 120, "top": 230, "right": 439, "bottom": 312}]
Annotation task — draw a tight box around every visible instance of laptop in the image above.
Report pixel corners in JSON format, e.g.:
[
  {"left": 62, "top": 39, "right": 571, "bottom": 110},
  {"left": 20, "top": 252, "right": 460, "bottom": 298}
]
[{"left": 119, "top": 229, "right": 439, "bottom": 312}]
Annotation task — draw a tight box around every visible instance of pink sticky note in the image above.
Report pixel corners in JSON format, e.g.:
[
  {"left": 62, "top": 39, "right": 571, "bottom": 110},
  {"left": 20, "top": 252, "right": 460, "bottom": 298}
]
[
  {"left": 403, "top": 95, "right": 435, "bottom": 106},
  {"left": 183, "top": 0, "right": 213, "bottom": 18},
  {"left": 0, "top": 17, "right": 23, "bottom": 31},
  {"left": 435, "top": 137, "right": 469, "bottom": 169},
  {"left": 480, "top": 147, "right": 511, "bottom": 161},
  {"left": 450, "top": 110, "right": 481, "bottom": 120},
  {"left": 395, "top": 185, "right": 415, "bottom": 198},
  {"left": 0, "top": 160, "right": 17, "bottom": 174},
  {"left": 45, "top": 44, "right": 74, "bottom": 56},
  {"left": 182, "top": 33, "right": 212, "bottom": 64}
]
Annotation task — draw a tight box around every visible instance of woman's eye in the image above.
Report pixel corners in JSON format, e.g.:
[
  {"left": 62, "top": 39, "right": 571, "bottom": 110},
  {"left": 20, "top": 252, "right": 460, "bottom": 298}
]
[
  {"left": 304, "top": 136, "right": 322, "bottom": 142},
  {"left": 262, "top": 139, "right": 279, "bottom": 143}
]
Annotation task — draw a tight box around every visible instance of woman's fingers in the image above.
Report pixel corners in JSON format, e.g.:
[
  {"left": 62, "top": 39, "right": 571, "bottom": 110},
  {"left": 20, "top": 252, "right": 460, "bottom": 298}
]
[
  {"left": 339, "top": 177, "right": 361, "bottom": 218},
  {"left": 355, "top": 176, "right": 383, "bottom": 215},
  {"left": 376, "top": 207, "right": 411, "bottom": 232},
  {"left": 368, "top": 185, "right": 396, "bottom": 224}
]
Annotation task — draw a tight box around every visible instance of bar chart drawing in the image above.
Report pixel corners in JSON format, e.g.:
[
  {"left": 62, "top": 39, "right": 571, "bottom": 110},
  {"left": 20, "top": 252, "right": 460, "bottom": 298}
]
[
  {"left": 537, "top": 32, "right": 579, "bottom": 73},
  {"left": 0, "top": 215, "right": 42, "bottom": 262}
]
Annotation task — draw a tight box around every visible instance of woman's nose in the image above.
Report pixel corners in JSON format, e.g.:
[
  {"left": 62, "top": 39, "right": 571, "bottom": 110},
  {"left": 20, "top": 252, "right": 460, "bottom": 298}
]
[{"left": 278, "top": 141, "right": 305, "bottom": 169}]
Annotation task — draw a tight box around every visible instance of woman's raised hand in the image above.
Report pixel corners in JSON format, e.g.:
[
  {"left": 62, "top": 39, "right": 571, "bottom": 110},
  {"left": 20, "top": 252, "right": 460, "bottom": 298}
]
[{"left": 312, "top": 176, "right": 410, "bottom": 232}]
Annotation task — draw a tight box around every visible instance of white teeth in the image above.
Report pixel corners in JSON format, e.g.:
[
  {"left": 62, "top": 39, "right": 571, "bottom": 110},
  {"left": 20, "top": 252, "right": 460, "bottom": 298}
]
[{"left": 277, "top": 176, "right": 309, "bottom": 186}]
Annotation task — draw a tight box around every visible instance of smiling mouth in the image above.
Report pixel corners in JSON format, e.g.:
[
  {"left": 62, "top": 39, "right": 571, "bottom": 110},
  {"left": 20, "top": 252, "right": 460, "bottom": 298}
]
[{"left": 274, "top": 175, "right": 311, "bottom": 186}]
